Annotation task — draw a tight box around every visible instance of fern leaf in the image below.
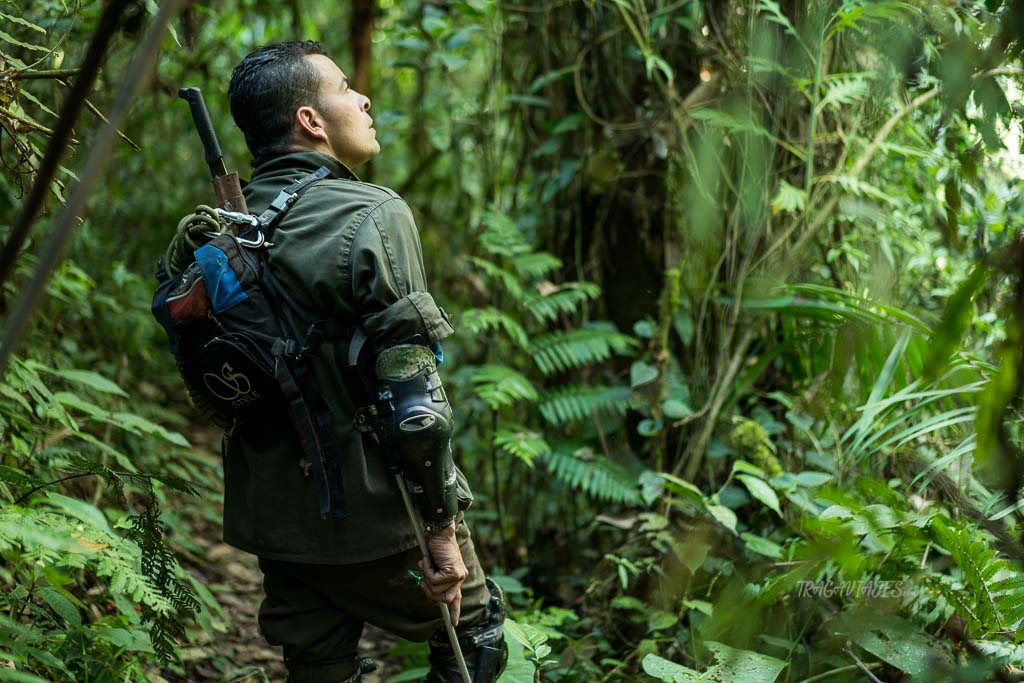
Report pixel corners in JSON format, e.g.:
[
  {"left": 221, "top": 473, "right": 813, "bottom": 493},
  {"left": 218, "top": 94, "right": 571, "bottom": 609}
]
[
  {"left": 471, "top": 364, "right": 538, "bottom": 409},
  {"left": 540, "top": 448, "right": 641, "bottom": 505},
  {"left": 494, "top": 425, "right": 550, "bottom": 466},
  {"left": 512, "top": 252, "right": 562, "bottom": 280},
  {"left": 462, "top": 307, "right": 530, "bottom": 348},
  {"left": 479, "top": 211, "right": 530, "bottom": 256},
  {"left": 525, "top": 282, "right": 600, "bottom": 324},
  {"left": 931, "top": 518, "right": 1004, "bottom": 631},
  {"left": 539, "top": 385, "right": 631, "bottom": 425},
  {"left": 530, "top": 323, "right": 638, "bottom": 375},
  {"left": 817, "top": 73, "right": 870, "bottom": 110},
  {"left": 469, "top": 257, "right": 524, "bottom": 300}
]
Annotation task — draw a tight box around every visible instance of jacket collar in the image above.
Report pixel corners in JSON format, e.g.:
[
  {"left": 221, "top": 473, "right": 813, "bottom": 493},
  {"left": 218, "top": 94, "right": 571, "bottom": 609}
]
[{"left": 251, "top": 150, "right": 359, "bottom": 182}]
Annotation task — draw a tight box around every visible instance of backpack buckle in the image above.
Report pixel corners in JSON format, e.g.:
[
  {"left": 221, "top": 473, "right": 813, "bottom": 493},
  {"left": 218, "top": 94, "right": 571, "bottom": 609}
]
[{"left": 272, "top": 338, "right": 302, "bottom": 360}]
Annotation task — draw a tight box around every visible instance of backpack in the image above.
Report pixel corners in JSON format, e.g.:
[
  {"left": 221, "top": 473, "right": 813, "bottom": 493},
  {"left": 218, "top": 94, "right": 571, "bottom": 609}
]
[{"left": 151, "top": 166, "right": 349, "bottom": 519}]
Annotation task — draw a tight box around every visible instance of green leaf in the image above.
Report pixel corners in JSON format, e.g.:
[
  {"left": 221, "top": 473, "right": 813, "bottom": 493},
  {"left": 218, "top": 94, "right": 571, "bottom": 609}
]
[
  {"left": 736, "top": 474, "right": 782, "bottom": 516},
  {"left": 741, "top": 532, "right": 784, "bottom": 559},
  {"left": 539, "top": 385, "right": 631, "bottom": 425},
  {"left": 642, "top": 653, "right": 701, "bottom": 682},
  {"left": 528, "top": 64, "right": 579, "bottom": 93},
  {"left": 662, "top": 399, "right": 693, "bottom": 419},
  {"left": 647, "top": 611, "right": 679, "bottom": 632},
  {"left": 471, "top": 365, "right": 539, "bottom": 409},
  {"left": 39, "top": 586, "right": 81, "bottom": 627},
  {"left": 463, "top": 307, "right": 530, "bottom": 348},
  {"left": 612, "top": 596, "right": 647, "bottom": 611},
  {"left": 498, "top": 624, "right": 537, "bottom": 682},
  {"left": 771, "top": 181, "right": 806, "bottom": 215},
  {"left": 706, "top": 641, "right": 787, "bottom": 683},
  {"left": 731, "top": 460, "right": 766, "bottom": 478},
  {"left": 387, "top": 668, "right": 432, "bottom": 682},
  {"left": 682, "top": 599, "right": 713, "bottom": 616},
  {"left": 0, "top": 669, "right": 54, "bottom": 682},
  {"left": 658, "top": 472, "right": 706, "bottom": 507},
  {"left": 50, "top": 368, "right": 129, "bottom": 397},
  {"left": 43, "top": 492, "right": 112, "bottom": 533},
  {"left": 794, "top": 472, "right": 833, "bottom": 487},
  {"left": 923, "top": 265, "right": 988, "bottom": 380},
  {"left": 503, "top": 618, "right": 548, "bottom": 652},
  {"left": 0, "top": 30, "right": 49, "bottom": 52},
  {"left": 0, "top": 12, "right": 46, "bottom": 33},
  {"left": 707, "top": 504, "right": 738, "bottom": 534},
  {"left": 631, "top": 361, "right": 659, "bottom": 388},
  {"left": 848, "top": 616, "right": 946, "bottom": 677}
]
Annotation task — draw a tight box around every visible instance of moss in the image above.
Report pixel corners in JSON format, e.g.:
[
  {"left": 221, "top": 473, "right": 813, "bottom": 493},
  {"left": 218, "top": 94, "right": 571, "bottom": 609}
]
[{"left": 725, "top": 417, "right": 783, "bottom": 478}]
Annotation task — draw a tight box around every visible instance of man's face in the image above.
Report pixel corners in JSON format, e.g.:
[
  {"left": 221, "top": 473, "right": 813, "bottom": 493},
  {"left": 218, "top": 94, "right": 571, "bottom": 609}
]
[{"left": 306, "top": 54, "right": 380, "bottom": 167}]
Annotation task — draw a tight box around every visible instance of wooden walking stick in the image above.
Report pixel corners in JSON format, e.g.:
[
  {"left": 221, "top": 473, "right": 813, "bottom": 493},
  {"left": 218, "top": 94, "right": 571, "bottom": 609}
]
[{"left": 394, "top": 473, "right": 473, "bottom": 683}]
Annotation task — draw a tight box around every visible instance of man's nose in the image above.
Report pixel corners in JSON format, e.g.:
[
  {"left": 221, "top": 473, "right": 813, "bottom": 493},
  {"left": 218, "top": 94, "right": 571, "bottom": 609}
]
[{"left": 360, "top": 94, "right": 371, "bottom": 112}]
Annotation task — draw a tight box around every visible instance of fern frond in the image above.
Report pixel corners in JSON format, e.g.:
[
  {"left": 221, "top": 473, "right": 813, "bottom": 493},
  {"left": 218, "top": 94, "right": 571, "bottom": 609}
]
[
  {"left": 479, "top": 211, "right": 530, "bottom": 256},
  {"left": 512, "top": 252, "right": 562, "bottom": 280},
  {"left": 525, "top": 282, "right": 600, "bottom": 323},
  {"left": 992, "top": 574, "right": 1024, "bottom": 628},
  {"left": 931, "top": 518, "right": 1004, "bottom": 631},
  {"left": 462, "top": 307, "right": 530, "bottom": 348},
  {"left": 540, "top": 448, "right": 641, "bottom": 505},
  {"left": 471, "top": 364, "right": 539, "bottom": 409},
  {"left": 539, "top": 385, "right": 631, "bottom": 425},
  {"left": 469, "top": 257, "right": 524, "bottom": 300},
  {"left": 530, "top": 323, "right": 638, "bottom": 375},
  {"left": 494, "top": 425, "right": 551, "bottom": 466},
  {"left": 0, "top": 464, "right": 43, "bottom": 490}
]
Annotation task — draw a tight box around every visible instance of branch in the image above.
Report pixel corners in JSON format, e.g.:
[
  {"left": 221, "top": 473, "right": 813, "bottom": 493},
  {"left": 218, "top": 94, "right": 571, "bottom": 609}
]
[{"left": 10, "top": 69, "right": 82, "bottom": 81}]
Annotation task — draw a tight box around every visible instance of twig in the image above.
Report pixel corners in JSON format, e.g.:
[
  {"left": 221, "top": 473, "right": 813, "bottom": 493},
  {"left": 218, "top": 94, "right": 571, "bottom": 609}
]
[
  {"left": 78, "top": 93, "right": 142, "bottom": 151},
  {"left": 0, "top": 106, "right": 57, "bottom": 137},
  {"left": 0, "top": 0, "right": 188, "bottom": 375},
  {"left": 13, "top": 472, "right": 93, "bottom": 506},
  {"left": 843, "top": 648, "right": 883, "bottom": 683},
  {"left": 0, "top": 0, "right": 131, "bottom": 294},
  {"left": 797, "top": 661, "right": 882, "bottom": 683},
  {"left": 677, "top": 328, "right": 755, "bottom": 479}
]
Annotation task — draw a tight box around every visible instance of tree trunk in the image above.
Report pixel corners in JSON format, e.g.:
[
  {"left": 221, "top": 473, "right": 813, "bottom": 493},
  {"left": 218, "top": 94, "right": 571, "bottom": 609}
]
[{"left": 350, "top": 0, "right": 375, "bottom": 96}]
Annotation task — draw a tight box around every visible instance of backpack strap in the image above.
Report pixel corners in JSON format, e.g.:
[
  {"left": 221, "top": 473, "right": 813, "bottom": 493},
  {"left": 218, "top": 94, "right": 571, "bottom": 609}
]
[{"left": 257, "top": 165, "right": 332, "bottom": 231}]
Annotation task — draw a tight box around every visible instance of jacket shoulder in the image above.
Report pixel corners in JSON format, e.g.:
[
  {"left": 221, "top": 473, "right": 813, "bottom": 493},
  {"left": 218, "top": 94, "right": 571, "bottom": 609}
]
[{"left": 310, "top": 178, "right": 404, "bottom": 205}]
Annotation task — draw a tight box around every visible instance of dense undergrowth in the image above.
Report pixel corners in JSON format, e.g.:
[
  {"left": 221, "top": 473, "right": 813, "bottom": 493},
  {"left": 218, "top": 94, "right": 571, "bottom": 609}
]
[{"left": 2, "top": 1, "right": 1024, "bottom": 681}]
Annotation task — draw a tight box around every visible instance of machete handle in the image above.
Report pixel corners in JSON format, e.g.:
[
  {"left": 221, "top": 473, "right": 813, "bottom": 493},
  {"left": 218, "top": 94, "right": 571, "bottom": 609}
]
[{"left": 178, "top": 87, "right": 227, "bottom": 176}]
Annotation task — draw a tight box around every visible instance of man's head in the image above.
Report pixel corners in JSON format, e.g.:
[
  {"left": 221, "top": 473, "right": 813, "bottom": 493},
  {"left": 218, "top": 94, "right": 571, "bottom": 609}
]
[{"left": 228, "top": 41, "right": 379, "bottom": 168}]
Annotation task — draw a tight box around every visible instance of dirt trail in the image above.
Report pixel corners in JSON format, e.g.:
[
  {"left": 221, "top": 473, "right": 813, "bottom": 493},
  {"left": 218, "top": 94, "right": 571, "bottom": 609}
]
[{"left": 161, "top": 422, "right": 405, "bottom": 683}]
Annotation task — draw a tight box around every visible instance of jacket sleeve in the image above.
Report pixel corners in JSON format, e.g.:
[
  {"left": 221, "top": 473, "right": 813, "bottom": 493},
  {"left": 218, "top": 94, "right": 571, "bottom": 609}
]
[{"left": 349, "top": 197, "right": 454, "bottom": 353}]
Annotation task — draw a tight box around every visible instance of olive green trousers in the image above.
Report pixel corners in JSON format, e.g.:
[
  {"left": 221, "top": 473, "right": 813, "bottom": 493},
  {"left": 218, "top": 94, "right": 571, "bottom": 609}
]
[{"left": 258, "top": 522, "right": 490, "bottom": 683}]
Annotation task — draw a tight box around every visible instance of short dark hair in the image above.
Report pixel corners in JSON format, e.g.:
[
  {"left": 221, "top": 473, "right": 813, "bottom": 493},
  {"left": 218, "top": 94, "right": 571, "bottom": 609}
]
[{"left": 228, "top": 41, "right": 328, "bottom": 164}]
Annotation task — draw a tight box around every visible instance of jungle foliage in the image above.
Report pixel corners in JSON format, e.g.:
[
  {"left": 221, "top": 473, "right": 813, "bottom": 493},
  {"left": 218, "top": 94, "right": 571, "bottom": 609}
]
[{"left": 2, "top": 0, "right": 1024, "bottom": 681}]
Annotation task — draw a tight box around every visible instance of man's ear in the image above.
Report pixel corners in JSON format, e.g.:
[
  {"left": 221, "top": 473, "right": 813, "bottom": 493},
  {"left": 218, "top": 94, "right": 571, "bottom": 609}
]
[{"left": 294, "top": 105, "right": 326, "bottom": 142}]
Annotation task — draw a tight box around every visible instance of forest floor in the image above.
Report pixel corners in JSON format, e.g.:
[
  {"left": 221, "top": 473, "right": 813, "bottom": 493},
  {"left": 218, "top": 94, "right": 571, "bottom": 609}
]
[{"left": 152, "top": 422, "right": 407, "bottom": 683}]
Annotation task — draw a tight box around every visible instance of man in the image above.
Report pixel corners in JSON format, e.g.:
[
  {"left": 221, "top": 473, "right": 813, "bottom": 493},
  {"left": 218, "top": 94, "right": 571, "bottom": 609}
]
[{"left": 219, "top": 41, "right": 506, "bottom": 683}]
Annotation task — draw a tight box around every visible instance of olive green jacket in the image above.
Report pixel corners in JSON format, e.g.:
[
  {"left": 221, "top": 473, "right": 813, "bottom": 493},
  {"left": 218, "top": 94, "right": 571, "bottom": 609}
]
[{"left": 221, "top": 150, "right": 456, "bottom": 563}]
